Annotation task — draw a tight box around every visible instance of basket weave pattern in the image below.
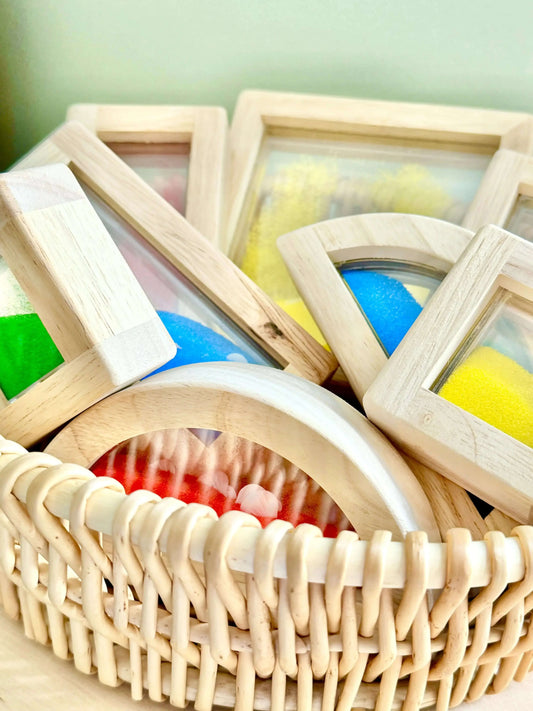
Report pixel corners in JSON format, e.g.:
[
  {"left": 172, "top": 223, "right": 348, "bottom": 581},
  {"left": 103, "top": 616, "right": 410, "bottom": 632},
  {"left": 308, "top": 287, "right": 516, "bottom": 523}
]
[{"left": 1, "top": 434, "right": 533, "bottom": 711}]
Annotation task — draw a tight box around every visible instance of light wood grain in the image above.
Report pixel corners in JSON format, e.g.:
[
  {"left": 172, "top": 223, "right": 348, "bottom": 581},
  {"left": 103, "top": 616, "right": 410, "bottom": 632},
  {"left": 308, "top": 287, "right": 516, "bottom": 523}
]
[
  {"left": 278, "top": 213, "right": 498, "bottom": 537},
  {"left": 226, "top": 90, "right": 533, "bottom": 255},
  {"left": 67, "top": 103, "right": 228, "bottom": 245},
  {"left": 364, "top": 226, "right": 533, "bottom": 524},
  {"left": 15, "top": 121, "right": 336, "bottom": 385},
  {"left": 463, "top": 149, "right": 532, "bottom": 231},
  {"left": 278, "top": 213, "right": 472, "bottom": 402},
  {"left": 46, "top": 362, "right": 441, "bottom": 541},
  {"left": 0, "top": 164, "right": 175, "bottom": 446}
]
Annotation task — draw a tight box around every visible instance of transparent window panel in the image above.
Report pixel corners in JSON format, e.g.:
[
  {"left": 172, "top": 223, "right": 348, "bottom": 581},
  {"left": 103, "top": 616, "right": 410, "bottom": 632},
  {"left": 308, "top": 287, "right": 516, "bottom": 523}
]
[
  {"left": 82, "top": 184, "right": 275, "bottom": 371},
  {"left": 0, "top": 256, "right": 64, "bottom": 400},
  {"left": 91, "top": 428, "right": 353, "bottom": 537},
  {"left": 339, "top": 260, "right": 445, "bottom": 356},
  {"left": 234, "top": 132, "right": 489, "bottom": 340},
  {"left": 505, "top": 195, "right": 533, "bottom": 243},
  {"left": 434, "top": 292, "right": 533, "bottom": 448},
  {"left": 106, "top": 142, "right": 189, "bottom": 214}
]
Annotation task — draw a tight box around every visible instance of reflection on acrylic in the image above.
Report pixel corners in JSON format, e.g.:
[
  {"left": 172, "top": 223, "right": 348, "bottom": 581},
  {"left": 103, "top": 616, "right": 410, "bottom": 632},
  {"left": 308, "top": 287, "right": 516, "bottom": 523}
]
[
  {"left": 0, "top": 256, "right": 63, "bottom": 400},
  {"left": 91, "top": 428, "right": 353, "bottom": 537},
  {"left": 506, "top": 195, "right": 533, "bottom": 243},
  {"left": 340, "top": 260, "right": 445, "bottom": 356},
  {"left": 107, "top": 143, "right": 189, "bottom": 214},
  {"left": 82, "top": 184, "right": 275, "bottom": 372},
  {"left": 235, "top": 133, "right": 490, "bottom": 340},
  {"left": 436, "top": 292, "right": 533, "bottom": 447}
]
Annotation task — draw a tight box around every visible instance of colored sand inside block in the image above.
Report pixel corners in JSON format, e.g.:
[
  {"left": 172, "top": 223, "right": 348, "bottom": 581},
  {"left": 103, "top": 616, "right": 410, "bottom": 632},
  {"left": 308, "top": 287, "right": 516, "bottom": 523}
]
[
  {"left": 0, "top": 313, "right": 64, "bottom": 399},
  {"left": 91, "top": 431, "right": 353, "bottom": 537},
  {"left": 240, "top": 158, "right": 339, "bottom": 302},
  {"left": 341, "top": 269, "right": 423, "bottom": 356},
  {"left": 149, "top": 311, "right": 251, "bottom": 376},
  {"left": 439, "top": 345, "right": 533, "bottom": 448}
]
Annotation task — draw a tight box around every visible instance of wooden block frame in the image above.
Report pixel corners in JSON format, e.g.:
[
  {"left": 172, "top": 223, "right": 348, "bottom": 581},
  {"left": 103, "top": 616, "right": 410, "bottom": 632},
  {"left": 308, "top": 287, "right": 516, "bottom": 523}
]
[
  {"left": 14, "top": 121, "right": 336, "bottom": 385},
  {"left": 364, "top": 225, "right": 533, "bottom": 524},
  {"left": 278, "top": 213, "right": 473, "bottom": 402},
  {"left": 46, "top": 361, "right": 441, "bottom": 541},
  {"left": 0, "top": 163, "right": 175, "bottom": 446},
  {"left": 225, "top": 90, "right": 533, "bottom": 256},
  {"left": 67, "top": 103, "right": 228, "bottom": 245},
  {"left": 463, "top": 149, "right": 533, "bottom": 237},
  {"left": 279, "top": 213, "right": 499, "bottom": 539}
]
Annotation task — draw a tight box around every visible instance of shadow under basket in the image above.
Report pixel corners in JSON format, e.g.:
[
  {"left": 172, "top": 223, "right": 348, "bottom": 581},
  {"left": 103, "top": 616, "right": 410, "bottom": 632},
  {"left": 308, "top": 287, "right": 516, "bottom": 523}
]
[{"left": 0, "top": 434, "right": 533, "bottom": 711}]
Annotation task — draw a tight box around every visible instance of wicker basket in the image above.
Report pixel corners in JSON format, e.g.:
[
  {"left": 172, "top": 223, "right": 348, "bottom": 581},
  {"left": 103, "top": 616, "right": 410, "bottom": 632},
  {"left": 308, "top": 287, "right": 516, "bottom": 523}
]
[{"left": 1, "top": 360, "right": 533, "bottom": 711}]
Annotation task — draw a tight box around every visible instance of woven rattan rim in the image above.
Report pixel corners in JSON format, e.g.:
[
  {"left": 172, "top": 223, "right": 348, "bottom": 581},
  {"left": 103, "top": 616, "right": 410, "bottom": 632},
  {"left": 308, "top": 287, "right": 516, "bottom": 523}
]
[{"left": 0, "top": 433, "right": 532, "bottom": 710}]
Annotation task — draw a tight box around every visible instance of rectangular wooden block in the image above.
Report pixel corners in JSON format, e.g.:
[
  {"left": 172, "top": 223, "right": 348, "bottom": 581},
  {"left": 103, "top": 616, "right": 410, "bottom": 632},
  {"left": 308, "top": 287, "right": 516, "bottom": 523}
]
[
  {"left": 0, "top": 163, "right": 176, "bottom": 446},
  {"left": 364, "top": 225, "right": 533, "bottom": 524},
  {"left": 13, "top": 121, "right": 336, "bottom": 386},
  {"left": 67, "top": 103, "right": 228, "bottom": 245}
]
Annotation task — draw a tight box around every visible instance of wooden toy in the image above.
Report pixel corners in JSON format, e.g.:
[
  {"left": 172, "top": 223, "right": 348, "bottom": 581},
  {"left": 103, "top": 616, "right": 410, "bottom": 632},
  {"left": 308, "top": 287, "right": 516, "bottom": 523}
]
[
  {"left": 224, "top": 91, "right": 533, "bottom": 339},
  {"left": 67, "top": 103, "right": 227, "bottom": 244},
  {"left": 278, "top": 212, "right": 473, "bottom": 401},
  {"left": 364, "top": 225, "right": 533, "bottom": 524},
  {"left": 46, "top": 361, "right": 442, "bottom": 541},
  {"left": 279, "top": 212, "right": 497, "bottom": 538},
  {"left": 464, "top": 149, "right": 533, "bottom": 239},
  {"left": 14, "top": 121, "right": 336, "bottom": 385},
  {"left": 0, "top": 163, "right": 176, "bottom": 446}
]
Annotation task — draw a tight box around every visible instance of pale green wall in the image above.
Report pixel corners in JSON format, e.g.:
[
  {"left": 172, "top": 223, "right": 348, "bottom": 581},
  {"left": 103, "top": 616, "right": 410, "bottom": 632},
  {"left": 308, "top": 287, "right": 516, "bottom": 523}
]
[{"left": 2, "top": 0, "right": 533, "bottom": 169}]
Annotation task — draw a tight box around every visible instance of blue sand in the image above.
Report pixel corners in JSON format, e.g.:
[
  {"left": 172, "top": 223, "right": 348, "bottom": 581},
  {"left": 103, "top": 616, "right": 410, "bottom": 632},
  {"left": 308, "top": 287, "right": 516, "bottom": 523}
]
[
  {"left": 148, "top": 311, "right": 251, "bottom": 376},
  {"left": 341, "top": 269, "right": 423, "bottom": 356}
]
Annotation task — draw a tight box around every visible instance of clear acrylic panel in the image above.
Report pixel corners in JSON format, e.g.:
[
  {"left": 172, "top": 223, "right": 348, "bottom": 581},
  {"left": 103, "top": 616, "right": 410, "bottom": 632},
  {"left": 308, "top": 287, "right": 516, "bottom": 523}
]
[
  {"left": 81, "top": 184, "right": 275, "bottom": 371},
  {"left": 107, "top": 142, "right": 189, "bottom": 214},
  {"left": 91, "top": 427, "right": 353, "bottom": 537},
  {"left": 234, "top": 132, "right": 490, "bottom": 340},
  {"left": 434, "top": 291, "right": 533, "bottom": 448},
  {"left": 0, "top": 256, "right": 64, "bottom": 400},
  {"left": 339, "top": 259, "right": 445, "bottom": 356},
  {"left": 505, "top": 195, "right": 533, "bottom": 243}
]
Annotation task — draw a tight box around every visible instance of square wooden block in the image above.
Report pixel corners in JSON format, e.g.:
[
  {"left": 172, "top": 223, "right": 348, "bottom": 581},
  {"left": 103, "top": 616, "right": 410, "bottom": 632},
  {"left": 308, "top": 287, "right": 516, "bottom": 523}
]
[
  {"left": 67, "top": 103, "right": 228, "bottom": 245},
  {"left": 14, "top": 121, "right": 336, "bottom": 385},
  {"left": 225, "top": 90, "right": 532, "bottom": 342},
  {"left": 364, "top": 225, "right": 533, "bottom": 524},
  {"left": 278, "top": 213, "right": 473, "bottom": 402},
  {"left": 0, "top": 163, "right": 176, "bottom": 446},
  {"left": 464, "top": 149, "right": 533, "bottom": 240}
]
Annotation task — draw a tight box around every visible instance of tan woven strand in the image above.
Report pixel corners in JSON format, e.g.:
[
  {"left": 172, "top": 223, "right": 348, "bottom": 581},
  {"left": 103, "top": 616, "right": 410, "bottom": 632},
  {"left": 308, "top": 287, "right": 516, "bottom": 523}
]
[{"left": 0, "top": 436, "right": 533, "bottom": 710}]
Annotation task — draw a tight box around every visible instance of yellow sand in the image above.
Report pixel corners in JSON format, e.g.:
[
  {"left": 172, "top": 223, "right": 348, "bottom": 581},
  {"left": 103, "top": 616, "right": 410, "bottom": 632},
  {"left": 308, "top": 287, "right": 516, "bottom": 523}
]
[
  {"left": 239, "top": 157, "right": 338, "bottom": 341},
  {"left": 240, "top": 158, "right": 338, "bottom": 302},
  {"left": 370, "top": 164, "right": 455, "bottom": 218},
  {"left": 278, "top": 298, "right": 329, "bottom": 348},
  {"left": 403, "top": 283, "right": 431, "bottom": 306},
  {"left": 439, "top": 345, "right": 533, "bottom": 447}
]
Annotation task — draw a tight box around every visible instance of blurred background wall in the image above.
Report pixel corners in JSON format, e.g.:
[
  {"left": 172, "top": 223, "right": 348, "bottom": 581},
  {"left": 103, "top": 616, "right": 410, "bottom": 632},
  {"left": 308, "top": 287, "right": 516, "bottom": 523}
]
[{"left": 2, "top": 0, "right": 533, "bottom": 170}]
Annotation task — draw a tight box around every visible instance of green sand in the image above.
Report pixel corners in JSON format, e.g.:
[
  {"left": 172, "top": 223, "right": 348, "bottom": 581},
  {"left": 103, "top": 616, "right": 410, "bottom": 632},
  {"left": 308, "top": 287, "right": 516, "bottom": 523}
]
[{"left": 0, "top": 313, "right": 64, "bottom": 399}]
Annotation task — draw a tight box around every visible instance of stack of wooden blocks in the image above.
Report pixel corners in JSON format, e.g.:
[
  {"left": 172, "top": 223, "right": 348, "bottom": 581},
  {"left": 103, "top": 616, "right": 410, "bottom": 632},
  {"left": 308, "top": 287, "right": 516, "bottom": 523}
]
[{"left": 1, "top": 91, "right": 533, "bottom": 711}]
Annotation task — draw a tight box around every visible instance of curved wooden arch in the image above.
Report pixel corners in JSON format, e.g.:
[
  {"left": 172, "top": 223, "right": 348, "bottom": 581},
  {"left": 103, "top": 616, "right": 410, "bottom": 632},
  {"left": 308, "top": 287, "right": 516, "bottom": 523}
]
[{"left": 46, "top": 362, "right": 440, "bottom": 541}]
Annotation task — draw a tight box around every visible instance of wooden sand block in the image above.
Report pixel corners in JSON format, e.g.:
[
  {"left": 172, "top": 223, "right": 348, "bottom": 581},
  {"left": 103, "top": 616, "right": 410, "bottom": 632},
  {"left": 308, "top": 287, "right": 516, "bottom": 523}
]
[
  {"left": 14, "top": 121, "right": 336, "bottom": 385},
  {"left": 279, "top": 213, "right": 492, "bottom": 537},
  {"left": 225, "top": 90, "right": 533, "bottom": 342},
  {"left": 67, "top": 103, "right": 228, "bottom": 245},
  {"left": 46, "top": 362, "right": 441, "bottom": 541},
  {"left": 278, "top": 212, "right": 473, "bottom": 401},
  {"left": 0, "top": 163, "right": 175, "bottom": 446},
  {"left": 365, "top": 225, "right": 533, "bottom": 524}
]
